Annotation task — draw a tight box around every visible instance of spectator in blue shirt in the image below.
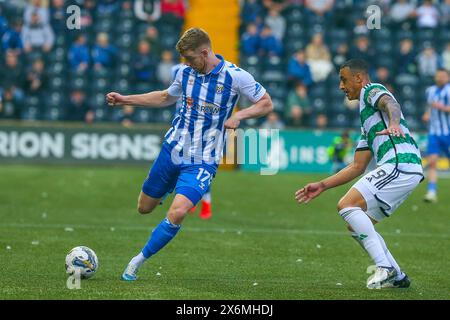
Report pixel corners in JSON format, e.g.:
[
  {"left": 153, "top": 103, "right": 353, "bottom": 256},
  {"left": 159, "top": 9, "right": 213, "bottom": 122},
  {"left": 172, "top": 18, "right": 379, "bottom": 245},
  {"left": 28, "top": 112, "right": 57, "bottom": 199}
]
[
  {"left": 2, "top": 20, "right": 23, "bottom": 55},
  {"left": 241, "top": 23, "right": 260, "bottom": 56},
  {"left": 133, "top": 39, "right": 158, "bottom": 84},
  {"left": 92, "top": 32, "right": 117, "bottom": 69},
  {"left": 69, "top": 34, "right": 90, "bottom": 72},
  {"left": 0, "top": 7, "right": 8, "bottom": 39},
  {"left": 287, "top": 49, "right": 313, "bottom": 87},
  {"left": 259, "top": 25, "right": 282, "bottom": 57},
  {"left": 241, "top": 0, "right": 263, "bottom": 25}
]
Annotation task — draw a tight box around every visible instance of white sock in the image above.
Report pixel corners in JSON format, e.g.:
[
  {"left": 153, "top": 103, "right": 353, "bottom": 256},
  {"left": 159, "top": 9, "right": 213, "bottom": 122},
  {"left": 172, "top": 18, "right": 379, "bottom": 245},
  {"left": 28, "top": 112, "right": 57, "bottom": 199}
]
[
  {"left": 203, "top": 192, "right": 211, "bottom": 203},
  {"left": 130, "top": 252, "right": 147, "bottom": 268},
  {"left": 376, "top": 232, "right": 405, "bottom": 280},
  {"left": 340, "top": 207, "right": 391, "bottom": 267}
]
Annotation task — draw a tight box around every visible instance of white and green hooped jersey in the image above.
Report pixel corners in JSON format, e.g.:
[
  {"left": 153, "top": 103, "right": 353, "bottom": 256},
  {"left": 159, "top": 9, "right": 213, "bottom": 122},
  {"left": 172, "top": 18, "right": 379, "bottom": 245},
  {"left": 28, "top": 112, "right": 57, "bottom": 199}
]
[{"left": 356, "top": 83, "right": 423, "bottom": 174}]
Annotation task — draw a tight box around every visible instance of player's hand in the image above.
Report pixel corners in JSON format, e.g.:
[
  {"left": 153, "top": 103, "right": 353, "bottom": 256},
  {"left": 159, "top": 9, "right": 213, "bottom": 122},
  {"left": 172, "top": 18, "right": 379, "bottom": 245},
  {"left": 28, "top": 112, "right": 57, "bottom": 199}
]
[
  {"left": 422, "top": 112, "right": 430, "bottom": 123},
  {"left": 106, "top": 92, "right": 126, "bottom": 106},
  {"left": 224, "top": 115, "right": 240, "bottom": 129},
  {"left": 295, "top": 182, "right": 325, "bottom": 204},
  {"left": 375, "top": 124, "right": 405, "bottom": 138}
]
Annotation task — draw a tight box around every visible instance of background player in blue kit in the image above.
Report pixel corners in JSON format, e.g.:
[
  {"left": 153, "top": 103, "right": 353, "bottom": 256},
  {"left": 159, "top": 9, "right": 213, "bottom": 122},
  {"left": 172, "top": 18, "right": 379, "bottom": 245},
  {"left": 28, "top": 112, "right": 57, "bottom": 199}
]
[
  {"left": 106, "top": 28, "right": 273, "bottom": 281},
  {"left": 422, "top": 69, "right": 450, "bottom": 203}
]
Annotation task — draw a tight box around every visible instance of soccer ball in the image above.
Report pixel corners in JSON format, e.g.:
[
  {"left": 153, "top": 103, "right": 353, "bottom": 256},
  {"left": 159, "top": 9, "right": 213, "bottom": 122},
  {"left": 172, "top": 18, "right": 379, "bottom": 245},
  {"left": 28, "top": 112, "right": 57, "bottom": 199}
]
[{"left": 65, "top": 246, "right": 98, "bottom": 279}]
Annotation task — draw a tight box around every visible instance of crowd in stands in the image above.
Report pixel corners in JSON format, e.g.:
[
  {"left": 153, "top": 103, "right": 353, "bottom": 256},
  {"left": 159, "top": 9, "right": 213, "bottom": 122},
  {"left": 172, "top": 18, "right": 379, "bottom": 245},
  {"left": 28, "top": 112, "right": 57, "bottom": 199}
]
[
  {"left": 1, "top": 0, "right": 450, "bottom": 131},
  {"left": 0, "top": 0, "right": 186, "bottom": 125},
  {"left": 239, "top": 0, "right": 450, "bottom": 131}
]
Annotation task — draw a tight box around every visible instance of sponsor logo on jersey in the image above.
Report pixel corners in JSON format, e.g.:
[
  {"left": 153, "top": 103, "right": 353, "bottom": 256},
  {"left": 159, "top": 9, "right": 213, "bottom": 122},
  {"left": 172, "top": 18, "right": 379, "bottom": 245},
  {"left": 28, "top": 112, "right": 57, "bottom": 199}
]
[
  {"left": 216, "top": 84, "right": 224, "bottom": 94},
  {"left": 254, "top": 83, "right": 262, "bottom": 97}
]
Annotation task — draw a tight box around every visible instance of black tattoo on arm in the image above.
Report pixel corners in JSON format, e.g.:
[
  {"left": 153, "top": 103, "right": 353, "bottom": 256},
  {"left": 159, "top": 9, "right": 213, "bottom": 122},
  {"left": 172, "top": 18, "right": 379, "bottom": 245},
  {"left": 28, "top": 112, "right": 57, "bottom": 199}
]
[{"left": 377, "top": 94, "right": 402, "bottom": 125}]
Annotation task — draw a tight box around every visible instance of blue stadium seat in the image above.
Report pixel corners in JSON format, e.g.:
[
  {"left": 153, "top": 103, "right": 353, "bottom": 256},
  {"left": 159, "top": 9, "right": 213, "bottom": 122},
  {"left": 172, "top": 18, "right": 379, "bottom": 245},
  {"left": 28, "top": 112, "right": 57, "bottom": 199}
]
[
  {"left": 328, "top": 112, "right": 351, "bottom": 128},
  {"left": 93, "top": 108, "right": 110, "bottom": 122},
  {"left": 43, "top": 106, "right": 65, "bottom": 121}
]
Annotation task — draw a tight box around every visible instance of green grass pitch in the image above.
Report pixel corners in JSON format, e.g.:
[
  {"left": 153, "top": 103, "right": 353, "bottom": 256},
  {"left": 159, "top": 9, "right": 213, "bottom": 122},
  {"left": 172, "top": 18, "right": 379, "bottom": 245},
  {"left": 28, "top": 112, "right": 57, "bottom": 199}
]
[{"left": 0, "top": 164, "right": 449, "bottom": 300}]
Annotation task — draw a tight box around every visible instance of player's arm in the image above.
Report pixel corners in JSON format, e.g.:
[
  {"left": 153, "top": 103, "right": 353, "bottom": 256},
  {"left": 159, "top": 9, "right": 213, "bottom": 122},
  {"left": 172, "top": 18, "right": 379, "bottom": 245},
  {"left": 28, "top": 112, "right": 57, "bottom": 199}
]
[
  {"left": 431, "top": 101, "right": 450, "bottom": 113},
  {"left": 225, "top": 93, "right": 273, "bottom": 129},
  {"left": 106, "top": 90, "right": 179, "bottom": 108},
  {"left": 295, "top": 149, "right": 373, "bottom": 204},
  {"left": 375, "top": 95, "right": 406, "bottom": 138}
]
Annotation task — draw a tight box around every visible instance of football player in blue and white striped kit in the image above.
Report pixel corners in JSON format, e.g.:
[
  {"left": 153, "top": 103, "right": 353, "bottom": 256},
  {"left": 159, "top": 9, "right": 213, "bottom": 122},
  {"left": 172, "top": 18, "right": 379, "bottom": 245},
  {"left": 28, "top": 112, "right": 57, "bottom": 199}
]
[
  {"left": 422, "top": 69, "right": 450, "bottom": 203},
  {"left": 106, "top": 28, "right": 273, "bottom": 281},
  {"left": 172, "top": 62, "right": 213, "bottom": 219}
]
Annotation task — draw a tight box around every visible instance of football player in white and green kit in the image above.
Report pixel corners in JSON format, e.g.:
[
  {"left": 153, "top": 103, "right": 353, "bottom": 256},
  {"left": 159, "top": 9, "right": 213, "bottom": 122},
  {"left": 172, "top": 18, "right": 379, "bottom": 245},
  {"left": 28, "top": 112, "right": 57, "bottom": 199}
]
[{"left": 295, "top": 59, "right": 423, "bottom": 289}]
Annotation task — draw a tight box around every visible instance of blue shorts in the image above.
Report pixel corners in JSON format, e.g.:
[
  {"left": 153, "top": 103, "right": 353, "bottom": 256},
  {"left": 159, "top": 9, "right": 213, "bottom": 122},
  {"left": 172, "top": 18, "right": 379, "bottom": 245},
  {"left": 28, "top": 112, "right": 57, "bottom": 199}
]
[
  {"left": 427, "top": 134, "right": 450, "bottom": 157},
  {"left": 142, "top": 144, "right": 216, "bottom": 205}
]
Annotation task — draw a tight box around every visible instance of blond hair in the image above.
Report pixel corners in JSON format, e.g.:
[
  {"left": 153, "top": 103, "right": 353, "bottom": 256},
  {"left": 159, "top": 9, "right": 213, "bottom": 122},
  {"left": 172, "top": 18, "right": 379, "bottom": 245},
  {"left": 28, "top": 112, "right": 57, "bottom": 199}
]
[{"left": 176, "top": 28, "right": 211, "bottom": 54}]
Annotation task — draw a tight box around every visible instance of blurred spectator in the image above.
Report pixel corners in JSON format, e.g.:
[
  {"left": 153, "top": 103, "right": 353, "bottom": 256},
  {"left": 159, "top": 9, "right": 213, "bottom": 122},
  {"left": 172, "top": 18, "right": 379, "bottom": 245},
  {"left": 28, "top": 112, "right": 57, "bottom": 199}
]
[
  {"left": 350, "top": 36, "right": 375, "bottom": 64},
  {"left": 315, "top": 113, "right": 328, "bottom": 130},
  {"left": 157, "top": 50, "right": 176, "bottom": 87},
  {"left": 304, "top": 0, "right": 334, "bottom": 18},
  {"left": 333, "top": 43, "right": 349, "bottom": 71},
  {"left": 0, "top": 86, "right": 22, "bottom": 119},
  {"left": 133, "top": 40, "right": 157, "bottom": 84},
  {"left": 416, "top": 0, "right": 440, "bottom": 29},
  {"left": 25, "top": 58, "right": 47, "bottom": 103},
  {"left": 396, "top": 38, "right": 417, "bottom": 75},
  {"left": 417, "top": 43, "right": 440, "bottom": 77},
  {"left": 441, "top": 0, "right": 450, "bottom": 26},
  {"left": 241, "top": 23, "right": 260, "bottom": 56},
  {"left": 1, "top": 51, "right": 25, "bottom": 102},
  {"left": 66, "top": 89, "right": 94, "bottom": 123},
  {"left": 374, "top": 66, "right": 395, "bottom": 93},
  {"left": 353, "top": 18, "right": 369, "bottom": 36},
  {"left": 142, "top": 25, "right": 162, "bottom": 58},
  {"left": 159, "top": 0, "right": 186, "bottom": 29},
  {"left": 287, "top": 49, "right": 313, "bottom": 87},
  {"left": 441, "top": 42, "right": 450, "bottom": 71},
  {"left": 97, "top": 0, "right": 120, "bottom": 16},
  {"left": 68, "top": 34, "right": 90, "bottom": 72},
  {"left": 241, "top": 0, "right": 263, "bottom": 25},
  {"left": 24, "top": 0, "right": 50, "bottom": 26},
  {"left": 264, "top": 9, "right": 286, "bottom": 41},
  {"left": 389, "top": 0, "right": 416, "bottom": 30},
  {"left": 261, "top": 111, "right": 285, "bottom": 129},
  {"left": 79, "top": 0, "right": 96, "bottom": 31},
  {"left": 305, "top": 32, "right": 333, "bottom": 82},
  {"left": 259, "top": 25, "right": 283, "bottom": 57},
  {"left": 285, "top": 82, "right": 311, "bottom": 126},
  {"left": 327, "top": 130, "right": 352, "bottom": 173},
  {"left": 120, "top": 105, "right": 136, "bottom": 127},
  {"left": 0, "top": 7, "right": 8, "bottom": 39},
  {"left": 2, "top": 20, "right": 23, "bottom": 55},
  {"left": 262, "top": 0, "right": 289, "bottom": 13},
  {"left": 22, "top": 12, "right": 55, "bottom": 54},
  {"left": 92, "top": 32, "right": 117, "bottom": 69},
  {"left": 50, "top": 0, "right": 66, "bottom": 34},
  {"left": 134, "top": 0, "right": 161, "bottom": 23},
  {"left": 442, "top": 42, "right": 450, "bottom": 72}
]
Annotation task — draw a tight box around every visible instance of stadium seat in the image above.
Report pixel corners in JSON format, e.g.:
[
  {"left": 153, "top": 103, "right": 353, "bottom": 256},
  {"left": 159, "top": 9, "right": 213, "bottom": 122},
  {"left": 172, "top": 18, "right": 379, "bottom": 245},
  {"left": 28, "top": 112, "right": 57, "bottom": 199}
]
[
  {"left": 328, "top": 112, "right": 351, "bottom": 128},
  {"left": 93, "top": 108, "right": 110, "bottom": 122},
  {"left": 43, "top": 106, "right": 65, "bottom": 121},
  {"left": 21, "top": 106, "right": 40, "bottom": 121},
  {"left": 49, "top": 76, "right": 66, "bottom": 91},
  {"left": 134, "top": 108, "right": 152, "bottom": 123},
  {"left": 285, "top": 6, "right": 304, "bottom": 24},
  {"left": 262, "top": 70, "right": 285, "bottom": 82}
]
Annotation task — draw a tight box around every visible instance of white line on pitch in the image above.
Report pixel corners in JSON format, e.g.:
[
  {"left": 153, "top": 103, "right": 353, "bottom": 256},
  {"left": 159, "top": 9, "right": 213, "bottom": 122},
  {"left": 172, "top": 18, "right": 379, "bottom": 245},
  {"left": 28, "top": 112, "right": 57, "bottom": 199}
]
[{"left": 0, "top": 222, "right": 449, "bottom": 239}]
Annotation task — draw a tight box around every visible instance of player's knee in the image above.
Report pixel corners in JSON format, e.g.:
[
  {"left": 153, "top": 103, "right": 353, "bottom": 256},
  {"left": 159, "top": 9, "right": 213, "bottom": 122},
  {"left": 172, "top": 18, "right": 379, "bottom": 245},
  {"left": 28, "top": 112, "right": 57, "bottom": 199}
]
[
  {"left": 137, "top": 203, "right": 153, "bottom": 214},
  {"left": 337, "top": 198, "right": 351, "bottom": 212},
  {"left": 167, "top": 206, "right": 188, "bottom": 224}
]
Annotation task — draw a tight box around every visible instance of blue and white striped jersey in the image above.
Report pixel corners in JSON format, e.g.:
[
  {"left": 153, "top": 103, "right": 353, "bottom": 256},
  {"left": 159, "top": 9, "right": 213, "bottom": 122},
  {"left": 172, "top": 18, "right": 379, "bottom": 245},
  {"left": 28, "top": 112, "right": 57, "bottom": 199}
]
[
  {"left": 171, "top": 63, "right": 184, "bottom": 114},
  {"left": 165, "top": 54, "right": 266, "bottom": 166},
  {"left": 426, "top": 83, "right": 450, "bottom": 136}
]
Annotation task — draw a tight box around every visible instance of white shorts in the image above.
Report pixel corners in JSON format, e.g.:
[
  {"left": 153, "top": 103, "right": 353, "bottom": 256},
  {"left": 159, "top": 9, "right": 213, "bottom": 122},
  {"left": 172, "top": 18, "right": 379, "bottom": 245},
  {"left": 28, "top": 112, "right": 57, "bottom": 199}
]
[{"left": 353, "top": 164, "right": 423, "bottom": 222}]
